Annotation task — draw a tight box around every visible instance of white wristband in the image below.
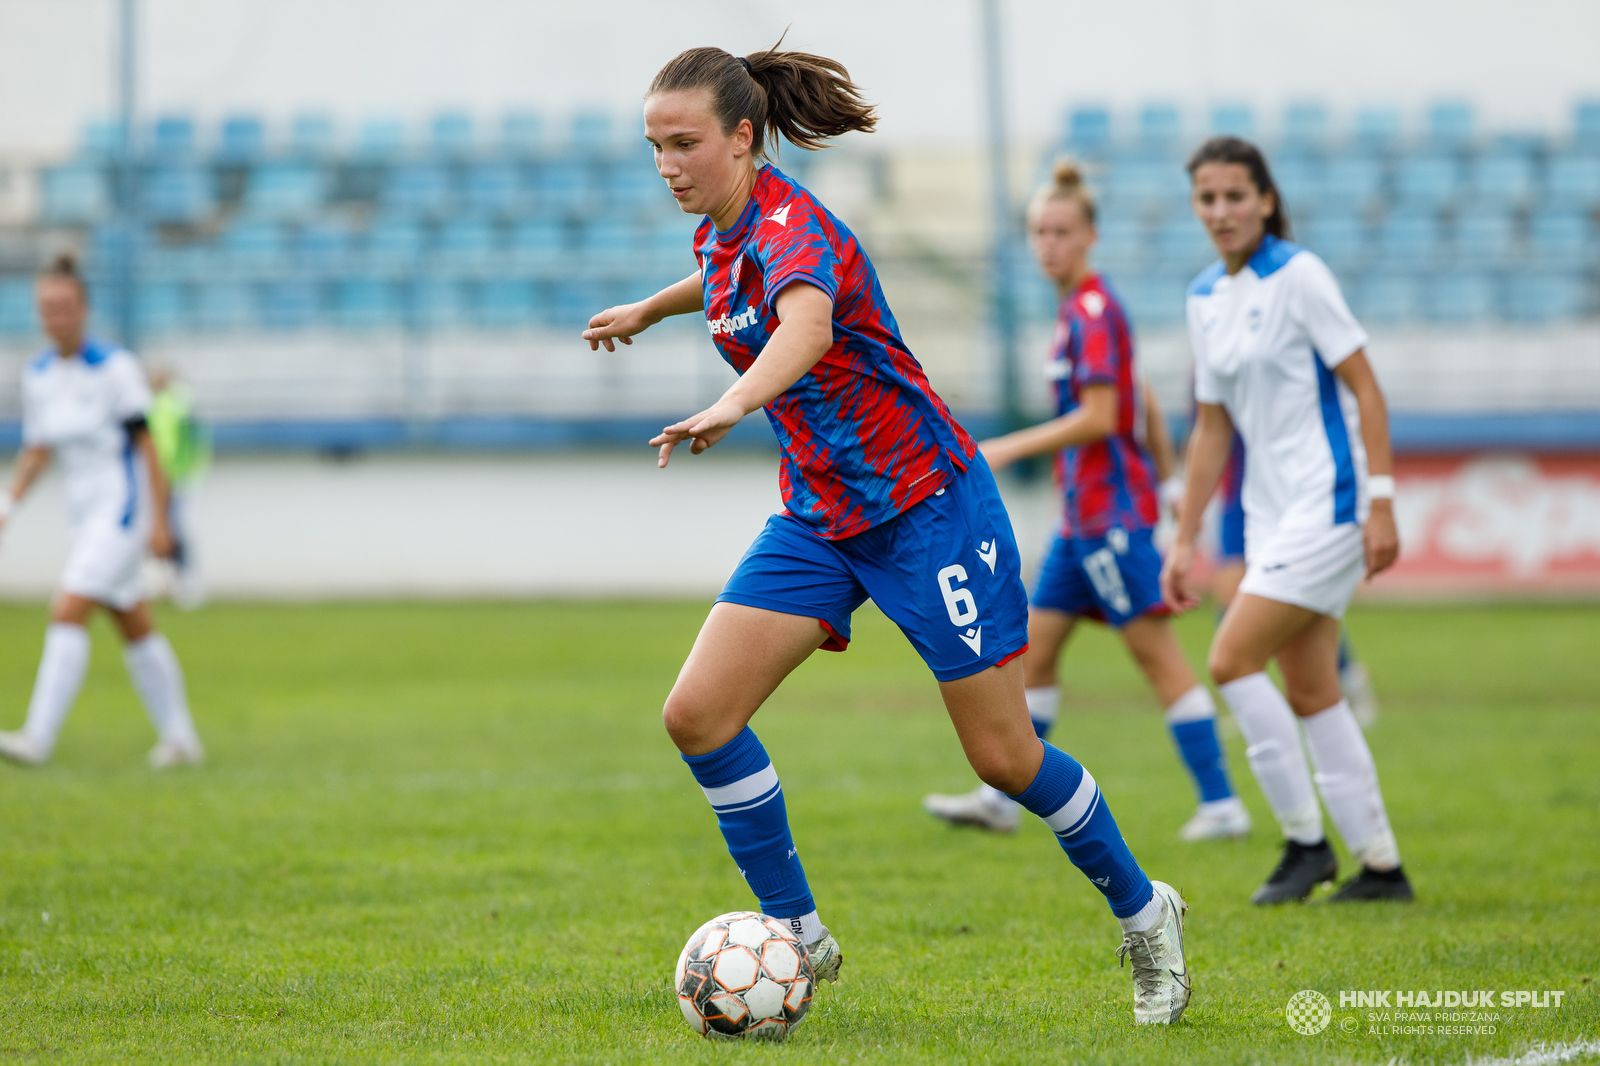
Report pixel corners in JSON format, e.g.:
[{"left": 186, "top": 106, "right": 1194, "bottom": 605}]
[
  {"left": 1159, "top": 476, "right": 1186, "bottom": 506},
  {"left": 1367, "top": 475, "right": 1395, "bottom": 500}
]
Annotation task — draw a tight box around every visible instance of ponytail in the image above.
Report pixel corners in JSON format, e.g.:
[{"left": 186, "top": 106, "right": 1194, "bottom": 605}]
[
  {"left": 38, "top": 252, "right": 89, "bottom": 303},
  {"left": 1185, "top": 135, "right": 1292, "bottom": 240},
  {"left": 1030, "top": 157, "right": 1097, "bottom": 226},
  {"left": 648, "top": 32, "right": 877, "bottom": 159}
]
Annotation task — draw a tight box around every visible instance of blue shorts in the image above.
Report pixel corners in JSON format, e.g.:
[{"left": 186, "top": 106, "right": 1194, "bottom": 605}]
[
  {"left": 1218, "top": 493, "right": 1246, "bottom": 562},
  {"left": 1031, "top": 526, "right": 1170, "bottom": 628},
  {"left": 718, "top": 462, "right": 1030, "bottom": 682}
]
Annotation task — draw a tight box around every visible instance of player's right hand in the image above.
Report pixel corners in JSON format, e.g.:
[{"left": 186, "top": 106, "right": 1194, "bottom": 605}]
[
  {"left": 583, "top": 302, "right": 654, "bottom": 352},
  {"left": 1160, "top": 542, "right": 1202, "bottom": 613}
]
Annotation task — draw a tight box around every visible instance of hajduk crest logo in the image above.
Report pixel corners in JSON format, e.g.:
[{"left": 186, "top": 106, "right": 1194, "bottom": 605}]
[
  {"left": 709, "top": 306, "right": 758, "bottom": 336},
  {"left": 1079, "top": 290, "right": 1106, "bottom": 318}
]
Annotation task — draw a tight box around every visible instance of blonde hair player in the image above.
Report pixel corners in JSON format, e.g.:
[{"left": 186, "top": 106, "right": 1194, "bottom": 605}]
[
  {"left": 0, "top": 255, "right": 204, "bottom": 768},
  {"left": 922, "top": 160, "right": 1250, "bottom": 842},
  {"left": 1163, "top": 136, "right": 1411, "bottom": 903}
]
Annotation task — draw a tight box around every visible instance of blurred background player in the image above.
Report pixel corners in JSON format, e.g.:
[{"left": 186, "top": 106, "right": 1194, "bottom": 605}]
[
  {"left": 0, "top": 255, "right": 204, "bottom": 768},
  {"left": 582, "top": 44, "right": 1191, "bottom": 1024},
  {"left": 922, "top": 160, "right": 1248, "bottom": 842},
  {"left": 1209, "top": 432, "right": 1380, "bottom": 728},
  {"left": 147, "top": 368, "right": 210, "bottom": 609},
  {"left": 1163, "top": 137, "right": 1411, "bottom": 904}
]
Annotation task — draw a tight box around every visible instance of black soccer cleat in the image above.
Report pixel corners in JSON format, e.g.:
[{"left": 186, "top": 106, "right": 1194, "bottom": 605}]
[
  {"left": 1250, "top": 839, "right": 1338, "bottom": 905},
  {"left": 1327, "top": 864, "right": 1414, "bottom": 903}
]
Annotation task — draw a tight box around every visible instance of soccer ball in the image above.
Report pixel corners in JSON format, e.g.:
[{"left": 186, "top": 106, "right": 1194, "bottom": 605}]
[{"left": 675, "top": 911, "right": 815, "bottom": 1041}]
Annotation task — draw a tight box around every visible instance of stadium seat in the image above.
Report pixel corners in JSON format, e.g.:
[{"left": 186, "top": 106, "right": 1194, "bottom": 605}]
[
  {"left": 1452, "top": 209, "right": 1516, "bottom": 264},
  {"left": 383, "top": 163, "right": 454, "bottom": 217},
  {"left": 1153, "top": 219, "right": 1215, "bottom": 272},
  {"left": 501, "top": 111, "right": 543, "bottom": 157},
  {"left": 1393, "top": 152, "right": 1462, "bottom": 208},
  {"left": 290, "top": 114, "right": 336, "bottom": 158},
  {"left": 1466, "top": 149, "right": 1537, "bottom": 206},
  {"left": 1574, "top": 99, "right": 1600, "bottom": 148},
  {"left": 509, "top": 218, "right": 567, "bottom": 268},
  {"left": 432, "top": 112, "right": 474, "bottom": 158},
  {"left": 150, "top": 115, "right": 196, "bottom": 160},
  {"left": 643, "top": 218, "right": 697, "bottom": 270},
  {"left": 1375, "top": 209, "right": 1444, "bottom": 267},
  {"left": 1426, "top": 102, "right": 1474, "bottom": 149},
  {"left": 332, "top": 277, "right": 403, "bottom": 330},
  {"left": 1102, "top": 157, "right": 1187, "bottom": 213},
  {"left": 78, "top": 119, "right": 125, "bottom": 161},
  {"left": 437, "top": 216, "right": 499, "bottom": 273},
  {"left": 1505, "top": 271, "right": 1587, "bottom": 322},
  {"left": 579, "top": 217, "right": 636, "bottom": 263},
  {"left": 218, "top": 115, "right": 266, "bottom": 162},
  {"left": 1354, "top": 108, "right": 1402, "bottom": 151},
  {"left": 136, "top": 280, "right": 187, "bottom": 335},
  {"left": 1544, "top": 153, "right": 1600, "bottom": 208},
  {"left": 1273, "top": 158, "right": 1326, "bottom": 214},
  {"left": 1281, "top": 102, "right": 1329, "bottom": 152},
  {"left": 571, "top": 111, "right": 614, "bottom": 155},
  {"left": 192, "top": 281, "right": 256, "bottom": 331},
  {"left": 259, "top": 280, "right": 319, "bottom": 330},
  {"left": 607, "top": 162, "right": 666, "bottom": 211},
  {"left": 364, "top": 216, "right": 428, "bottom": 273},
  {"left": 477, "top": 277, "right": 536, "bottom": 328},
  {"left": 143, "top": 166, "right": 214, "bottom": 224},
  {"left": 1092, "top": 212, "right": 1147, "bottom": 273},
  {"left": 242, "top": 162, "right": 326, "bottom": 220},
  {"left": 1527, "top": 209, "right": 1594, "bottom": 267},
  {"left": 1352, "top": 272, "right": 1424, "bottom": 323},
  {"left": 1117, "top": 273, "right": 1188, "bottom": 327},
  {"left": 1137, "top": 104, "right": 1182, "bottom": 154},
  {"left": 532, "top": 160, "right": 594, "bottom": 214},
  {"left": 222, "top": 219, "right": 288, "bottom": 275},
  {"left": 1297, "top": 212, "right": 1368, "bottom": 273},
  {"left": 298, "top": 222, "right": 355, "bottom": 276},
  {"left": 1322, "top": 155, "right": 1386, "bottom": 209},
  {"left": 357, "top": 117, "right": 407, "bottom": 160},
  {"left": 1210, "top": 104, "right": 1254, "bottom": 138},
  {"left": 1425, "top": 271, "right": 1497, "bottom": 323},
  {"left": 40, "top": 164, "right": 111, "bottom": 224},
  {"left": 1064, "top": 106, "right": 1112, "bottom": 159},
  {"left": 409, "top": 277, "right": 470, "bottom": 330},
  {"left": 0, "top": 280, "right": 35, "bottom": 336},
  {"left": 463, "top": 162, "right": 522, "bottom": 216},
  {"left": 550, "top": 279, "right": 605, "bottom": 326}
]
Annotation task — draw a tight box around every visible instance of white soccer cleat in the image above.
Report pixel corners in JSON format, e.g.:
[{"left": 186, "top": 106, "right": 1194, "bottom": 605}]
[
  {"left": 1342, "top": 661, "right": 1380, "bottom": 729},
  {"left": 0, "top": 731, "right": 48, "bottom": 766},
  {"left": 805, "top": 929, "right": 844, "bottom": 984},
  {"left": 148, "top": 737, "right": 205, "bottom": 769},
  {"left": 921, "top": 784, "right": 1021, "bottom": 833},
  {"left": 1178, "top": 797, "right": 1252, "bottom": 841},
  {"left": 1118, "top": 880, "right": 1191, "bottom": 1025}
]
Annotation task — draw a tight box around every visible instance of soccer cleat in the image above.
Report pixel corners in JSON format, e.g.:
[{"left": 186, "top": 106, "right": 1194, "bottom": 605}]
[
  {"left": 1178, "top": 797, "right": 1252, "bottom": 841},
  {"left": 1250, "top": 839, "right": 1338, "bottom": 904},
  {"left": 1327, "top": 865, "right": 1414, "bottom": 903},
  {"left": 804, "top": 928, "right": 844, "bottom": 984},
  {"left": 1341, "top": 661, "right": 1380, "bottom": 730},
  {"left": 148, "top": 738, "right": 205, "bottom": 769},
  {"left": 0, "top": 731, "right": 48, "bottom": 766},
  {"left": 1117, "top": 880, "right": 1191, "bottom": 1025},
  {"left": 921, "top": 784, "right": 1021, "bottom": 833}
]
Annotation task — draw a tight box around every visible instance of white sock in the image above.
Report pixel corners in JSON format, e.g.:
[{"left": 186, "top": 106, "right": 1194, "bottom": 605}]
[
  {"left": 1118, "top": 890, "right": 1164, "bottom": 933},
  {"left": 1301, "top": 699, "right": 1400, "bottom": 870},
  {"left": 1219, "top": 673, "right": 1323, "bottom": 845},
  {"left": 123, "top": 633, "right": 201, "bottom": 748},
  {"left": 779, "top": 910, "right": 826, "bottom": 945},
  {"left": 20, "top": 623, "right": 91, "bottom": 755},
  {"left": 1162, "top": 684, "right": 1215, "bottom": 724},
  {"left": 1025, "top": 685, "right": 1060, "bottom": 733}
]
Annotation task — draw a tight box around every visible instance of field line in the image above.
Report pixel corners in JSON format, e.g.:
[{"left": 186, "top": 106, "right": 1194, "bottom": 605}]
[{"left": 1451, "top": 1038, "right": 1600, "bottom": 1066}]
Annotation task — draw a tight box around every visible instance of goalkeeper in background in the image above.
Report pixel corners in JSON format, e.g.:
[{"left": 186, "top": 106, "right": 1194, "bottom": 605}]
[{"left": 148, "top": 369, "right": 209, "bottom": 609}]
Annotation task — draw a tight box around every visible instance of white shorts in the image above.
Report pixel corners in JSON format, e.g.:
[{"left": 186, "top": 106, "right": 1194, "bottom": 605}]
[
  {"left": 1238, "top": 522, "right": 1364, "bottom": 619},
  {"left": 61, "top": 520, "right": 147, "bottom": 611}
]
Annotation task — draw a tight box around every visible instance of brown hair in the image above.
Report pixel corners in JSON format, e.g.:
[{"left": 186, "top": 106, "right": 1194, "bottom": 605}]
[
  {"left": 648, "top": 33, "right": 877, "bottom": 159},
  {"left": 1030, "top": 158, "right": 1097, "bottom": 226},
  {"left": 38, "top": 252, "right": 89, "bottom": 302},
  {"left": 1185, "top": 135, "right": 1292, "bottom": 240}
]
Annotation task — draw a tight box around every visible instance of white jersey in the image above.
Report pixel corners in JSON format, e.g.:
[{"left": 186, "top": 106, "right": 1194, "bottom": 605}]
[
  {"left": 21, "top": 340, "right": 153, "bottom": 537},
  {"left": 1187, "top": 235, "right": 1371, "bottom": 551}
]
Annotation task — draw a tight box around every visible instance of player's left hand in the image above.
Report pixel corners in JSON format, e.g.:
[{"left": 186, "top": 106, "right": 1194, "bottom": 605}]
[
  {"left": 149, "top": 522, "right": 176, "bottom": 560},
  {"left": 651, "top": 399, "right": 745, "bottom": 467},
  {"left": 1363, "top": 500, "right": 1399, "bottom": 579}
]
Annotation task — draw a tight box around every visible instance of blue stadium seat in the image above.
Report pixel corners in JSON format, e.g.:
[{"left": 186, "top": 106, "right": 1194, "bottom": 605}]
[
  {"left": 357, "top": 117, "right": 407, "bottom": 160},
  {"left": 136, "top": 280, "right": 187, "bottom": 335},
  {"left": 509, "top": 218, "right": 566, "bottom": 268},
  {"left": 1425, "top": 272, "right": 1497, "bottom": 323},
  {"left": 501, "top": 111, "right": 543, "bottom": 157},
  {"left": 579, "top": 217, "right": 635, "bottom": 263},
  {"left": 643, "top": 218, "right": 697, "bottom": 270},
  {"left": 0, "top": 280, "right": 35, "bottom": 336},
  {"left": 1505, "top": 272, "right": 1587, "bottom": 322},
  {"left": 1093, "top": 212, "right": 1147, "bottom": 273},
  {"left": 1273, "top": 158, "right": 1326, "bottom": 213},
  {"left": 1281, "top": 102, "right": 1329, "bottom": 151},
  {"left": 242, "top": 162, "right": 325, "bottom": 220},
  {"left": 1375, "top": 209, "right": 1444, "bottom": 267},
  {"left": 260, "top": 280, "right": 319, "bottom": 329},
  {"left": 1137, "top": 104, "right": 1182, "bottom": 154},
  {"left": 291, "top": 114, "right": 336, "bottom": 158},
  {"left": 1352, "top": 273, "right": 1423, "bottom": 323},
  {"left": 383, "top": 163, "right": 454, "bottom": 217},
  {"left": 150, "top": 115, "right": 196, "bottom": 159},
  {"left": 1297, "top": 212, "right": 1368, "bottom": 273},
  {"left": 1453, "top": 209, "right": 1515, "bottom": 264},
  {"left": 1115, "top": 273, "right": 1187, "bottom": 327},
  {"left": 1574, "top": 100, "right": 1600, "bottom": 148},
  {"left": 143, "top": 166, "right": 214, "bottom": 224},
  {"left": 1102, "top": 158, "right": 1187, "bottom": 212},
  {"left": 1466, "top": 149, "right": 1536, "bottom": 205},
  {"left": 193, "top": 282, "right": 256, "bottom": 332},
  {"left": 1322, "top": 155, "right": 1385, "bottom": 209},
  {"left": 222, "top": 219, "right": 288, "bottom": 274},
  {"left": 1210, "top": 104, "right": 1253, "bottom": 138},
  {"left": 477, "top": 277, "right": 536, "bottom": 328},
  {"left": 1393, "top": 152, "right": 1462, "bottom": 207},
  {"left": 432, "top": 112, "right": 474, "bottom": 157},
  {"left": 298, "top": 222, "right": 355, "bottom": 276},
  {"left": 437, "top": 216, "right": 499, "bottom": 272},
  {"left": 550, "top": 279, "right": 605, "bottom": 326},
  {"left": 218, "top": 115, "right": 265, "bottom": 162},
  {"left": 332, "top": 278, "right": 403, "bottom": 330},
  {"left": 364, "top": 216, "right": 428, "bottom": 272},
  {"left": 1354, "top": 108, "right": 1402, "bottom": 151},
  {"left": 78, "top": 119, "right": 125, "bottom": 161},
  {"left": 607, "top": 162, "right": 666, "bottom": 210},
  {"left": 533, "top": 161, "right": 594, "bottom": 214},
  {"left": 1153, "top": 219, "right": 1214, "bottom": 272},
  {"left": 570, "top": 111, "right": 613, "bottom": 155},
  {"left": 463, "top": 162, "right": 522, "bottom": 215},
  {"left": 1427, "top": 102, "right": 1474, "bottom": 148},
  {"left": 1064, "top": 106, "right": 1112, "bottom": 158},
  {"left": 90, "top": 224, "right": 147, "bottom": 271},
  {"left": 410, "top": 278, "right": 470, "bottom": 330},
  {"left": 40, "top": 164, "right": 110, "bottom": 223},
  {"left": 1527, "top": 209, "right": 1594, "bottom": 267},
  {"left": 1544, "top": 153, "right": 1600, "bottom": 208}
]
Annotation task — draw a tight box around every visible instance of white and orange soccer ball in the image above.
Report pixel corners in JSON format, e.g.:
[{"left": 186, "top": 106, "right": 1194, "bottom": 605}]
[{"left": 674, "top": 911, "right": 815, "bottom": 1041}]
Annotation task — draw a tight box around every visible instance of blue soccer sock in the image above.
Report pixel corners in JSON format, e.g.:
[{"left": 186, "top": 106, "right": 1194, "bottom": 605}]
[
  {"left": 1165, "top": 685, "right": 1236, "bottom": 803},
  {"left": 682, "top": 726, "right": 818, "bottom": 937},
  {"left": 1009, "top": 742, "right": 1154, "bottom": 919},
  {"left": 1025, "top": 685, "right": 1060, "bottom": 739},
  {"left": 1337, "top": 628, "right": 1353, "bottom": 673}
]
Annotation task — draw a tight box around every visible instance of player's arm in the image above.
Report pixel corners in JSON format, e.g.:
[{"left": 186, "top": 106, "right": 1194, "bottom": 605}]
[
  {"left": 1143, "top": 382, "right": 1177, "bottom": 481},
  {"left": 583, "top": 271, "right": 705, "bottom": 352},
  {"left": 127, "top": 417, "right": 176, "bottom": 559},
  {"left": 1334, "top": 349, "right": 1399, "bottom": 579},
  {"left": 0, "top": 445, "right": 51, "bottom": 533},
  {"left": 979, "top": 384, "right": 1116, "bottom": 470},
  {"left": 650, "top": 282, "right": 834, "bottom": 468},
  {"left": 1160, "top": 401, "right": 1235, "bottom": 611}
]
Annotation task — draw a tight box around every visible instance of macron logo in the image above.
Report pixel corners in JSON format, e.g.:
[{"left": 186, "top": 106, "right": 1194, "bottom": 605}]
[
  {"left": 766, "top": 203, "right": 792, "bottom": 226},
  {"left": 708, "top": 306, "right": 758, "bottom": 336},
  {"left": 959, "top": 626, "right": 983, "bottom": 655},
  {"left": 977, "top": 539, "right": 998, "bottom": 574}
]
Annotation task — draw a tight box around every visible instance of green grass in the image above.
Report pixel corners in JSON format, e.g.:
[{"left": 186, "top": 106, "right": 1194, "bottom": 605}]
[{"left": 0, "top": 600, "right": 1596, "bottom": 1064}]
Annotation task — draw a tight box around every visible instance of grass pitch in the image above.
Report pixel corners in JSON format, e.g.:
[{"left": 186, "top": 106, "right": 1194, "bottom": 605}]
[{"left": 0, "top": 600, "right": 1595, "bottom": 1064}]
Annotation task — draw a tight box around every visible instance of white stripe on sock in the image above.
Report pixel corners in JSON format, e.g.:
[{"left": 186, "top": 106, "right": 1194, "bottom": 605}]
[
  {"left": 1025, "top": 686, "right": 1060, "bottom": 727},
  {"left": 1164, "top": 684, "right": 1217, "bottom": 724},
  {"left": 700, "top": 764, "right": 780, "bottom": 811},
  {"left": 1041, "top": 769, "right": 1099, "bottom": 836}
]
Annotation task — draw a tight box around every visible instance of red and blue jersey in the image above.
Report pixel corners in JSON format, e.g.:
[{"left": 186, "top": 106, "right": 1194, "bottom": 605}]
[
  {"left": 1047, "top": 275, "right": 1160, "bottom": 538},
  {"left": 696, "top": 165, "right": 976, "bottom": 540}
]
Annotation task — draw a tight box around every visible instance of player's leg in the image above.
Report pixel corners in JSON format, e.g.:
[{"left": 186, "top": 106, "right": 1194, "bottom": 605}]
[
  {"left": 109, "top": 601, "right": 204, "bottom": 768},
  {"left": 1275, "top": 617, "right": 1409, "bottom": 901},
  {"left": 0, "top": 593, "right": 97, "bottom": 765},
  {"left": 1118, "top": 614, "right": 1249, "bottom": 840},
  {"left": 1209, "top": 593, "right": 1336, "bottom": 902}
]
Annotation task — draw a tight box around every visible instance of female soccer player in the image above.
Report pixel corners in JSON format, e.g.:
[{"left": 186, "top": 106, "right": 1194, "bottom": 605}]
[
  {"left": 0, "top": 255, "right": 203, "bottom": 768},
  {"left": 922, "top": 160, "right": 1249, "bottom": 842},
  {"left": 1163, "top": 137, "right": 1411, "bottom": 903},
  {"left": 584, "top": 44, "right": 1191, "bottom": 1024}
]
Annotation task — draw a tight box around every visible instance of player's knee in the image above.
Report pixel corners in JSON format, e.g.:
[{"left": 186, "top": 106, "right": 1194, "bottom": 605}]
[
  {"left": 1207, "top": 645, "right": 1251, "bottom": 686},
  {"left": 967, "top": 741, "right": 1039, "bottom": 796},
  {"left": 660, "top": 690, "right": 703, "bottom": 752}
]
